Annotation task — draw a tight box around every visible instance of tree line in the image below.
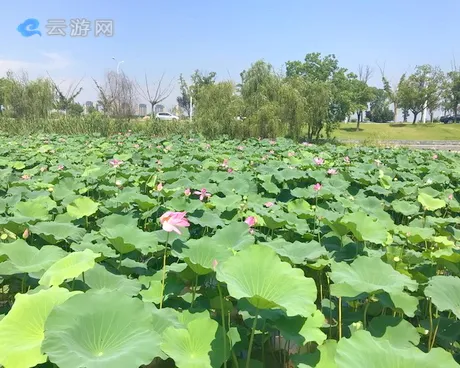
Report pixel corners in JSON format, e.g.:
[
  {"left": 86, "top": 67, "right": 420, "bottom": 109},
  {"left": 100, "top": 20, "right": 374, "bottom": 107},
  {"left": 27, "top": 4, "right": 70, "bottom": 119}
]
[{"left": 1, "top": 53, "right": 460, "bottom": 140}]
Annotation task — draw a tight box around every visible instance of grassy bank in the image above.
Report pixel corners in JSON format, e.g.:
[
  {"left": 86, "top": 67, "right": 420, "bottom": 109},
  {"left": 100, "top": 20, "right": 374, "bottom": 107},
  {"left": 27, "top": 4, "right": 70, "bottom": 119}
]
[{"left": 333, "top": 122, "right": 460, "bottom": 141}]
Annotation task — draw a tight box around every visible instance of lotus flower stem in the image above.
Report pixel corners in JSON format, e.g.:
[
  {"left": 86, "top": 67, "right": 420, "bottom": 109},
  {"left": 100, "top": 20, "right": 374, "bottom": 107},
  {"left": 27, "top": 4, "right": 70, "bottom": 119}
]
[
  {"left": 428, "top": 299, "right": 433, "bottom": 351},
  {"left": 246, "top": 308, "right": 259, "bottom": 368},
  {"left": 430, "top": 319, "right": 440, "bottom": 350},
  {"left": 363, "top": 299, "right": 371, "bottom": 330},
  {"left": 217, "top": 282, "right": 228, "bottom": 368},
  {"left": 261, "top": 321, "right": 266, "bottom": 367},
  {"left": 191, "top": 274, "right": 198, "bottom": 309},
  {"left": 159, "top": 232, "right": 170, "bottom": 309},
  {"left": 319, "top": 271, "right": 323, "bottom": 304},
  {"left": 338, "top": 297, "right": 342, "bottom": 340}
]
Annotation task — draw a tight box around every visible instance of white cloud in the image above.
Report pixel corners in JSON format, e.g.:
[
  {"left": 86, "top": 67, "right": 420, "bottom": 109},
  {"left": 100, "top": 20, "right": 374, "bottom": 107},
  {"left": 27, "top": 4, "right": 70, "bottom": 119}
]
[{"left": 0, "top": 52, "right": 73, "bottom": 76}]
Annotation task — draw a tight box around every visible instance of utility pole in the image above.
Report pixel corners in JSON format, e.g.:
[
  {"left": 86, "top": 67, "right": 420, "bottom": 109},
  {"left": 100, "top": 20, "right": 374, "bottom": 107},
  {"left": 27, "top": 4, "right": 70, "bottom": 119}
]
[{"left": 112, "top": 57, "right": 124, "bottom": 75}]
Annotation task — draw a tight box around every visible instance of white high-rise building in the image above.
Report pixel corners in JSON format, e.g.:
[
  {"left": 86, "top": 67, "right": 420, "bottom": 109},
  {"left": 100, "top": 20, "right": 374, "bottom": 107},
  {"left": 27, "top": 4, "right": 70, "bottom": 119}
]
[{"left": 138, "top": 103, "right": 147, "bottom": 116}]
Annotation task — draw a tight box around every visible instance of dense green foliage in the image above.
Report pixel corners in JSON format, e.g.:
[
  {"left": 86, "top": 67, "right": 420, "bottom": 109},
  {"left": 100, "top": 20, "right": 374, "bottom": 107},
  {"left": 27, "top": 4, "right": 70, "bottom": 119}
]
[
  {"left": 0, "top": 134, "right": 459, "bottom": 367},
  {"left": 2, "top": 54, "right": 460, "bottom": 138}
]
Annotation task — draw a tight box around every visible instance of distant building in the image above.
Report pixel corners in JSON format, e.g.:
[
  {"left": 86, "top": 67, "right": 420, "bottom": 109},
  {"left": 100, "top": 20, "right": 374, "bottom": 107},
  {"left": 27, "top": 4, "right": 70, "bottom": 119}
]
[
  {"left": 138, "top": 103, "right": 147, "bottom": 116},
  {"left": 154, "top": 104, "right": 164, "bottom": 114},
  {"left": 84, "top": 101, "right": 94, "bottom": 114}
]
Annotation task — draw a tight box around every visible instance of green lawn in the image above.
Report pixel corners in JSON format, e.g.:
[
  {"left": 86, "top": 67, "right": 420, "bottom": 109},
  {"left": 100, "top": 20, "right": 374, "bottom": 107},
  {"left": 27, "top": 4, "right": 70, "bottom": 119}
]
[{"left": 333, "top": 122, "right": 460, "bottom": 141}]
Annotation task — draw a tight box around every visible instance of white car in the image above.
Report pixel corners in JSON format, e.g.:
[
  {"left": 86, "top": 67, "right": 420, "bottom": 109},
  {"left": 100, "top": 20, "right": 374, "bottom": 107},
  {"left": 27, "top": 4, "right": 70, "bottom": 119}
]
[{"left": 156, "top": 112, "right": 179, "bottom": 121}]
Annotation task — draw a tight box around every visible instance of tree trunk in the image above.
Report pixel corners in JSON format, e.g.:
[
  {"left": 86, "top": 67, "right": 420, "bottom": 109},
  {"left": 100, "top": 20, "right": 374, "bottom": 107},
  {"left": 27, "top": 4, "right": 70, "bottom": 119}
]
[
  {"left": 430, "top": 111, "right": 434, "bottom": 123},
  {"left": 150, "top": 102, "right": 154, "bottom": 119},
  {"left": 393, "top": 102, "right": 398, "bottom": 123},
  {"left": 412, "top": 112, "right": 418, "bottom": 124},
  {"left": 357, "top": 111, "right": 363, "bottom": 123}
]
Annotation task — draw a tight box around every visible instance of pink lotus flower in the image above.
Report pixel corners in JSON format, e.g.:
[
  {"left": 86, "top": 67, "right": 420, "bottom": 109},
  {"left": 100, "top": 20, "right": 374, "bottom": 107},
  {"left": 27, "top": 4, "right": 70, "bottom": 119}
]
[
  {"left": 160, "top": 211, "right": 190, "bottom": 235},
  {"left": 237, "top": 145, "right": 244, "bottom": 151},
  {"left": 327, "top": 168, "right": 338, "bottom": 175},
  {"left": 157, "top": 183, "right": 163, "bottom": 191},
  {"left": 40, "top": 167, "right": 47, "bottom": 172},
  {"left": 269, "top": 150, "right": 275, "bottom": 154},
  {"left": 227, "top": 168, "right": 233, "bottom": 173},
  {"left": 205, "top": 143, "right": 211, "bottom": 149},
  {"left": 212, "top": 259, "right": 218, "bottom": 270},
  {"left": 288, "top": 152, "right": 295, "bottom": 157},
  {"left": 109, "top": 158, "right": 123, "bottom": 168},
  {"left": 22, "top": 228, "right": 29, "bottom": 239},
  {"left": 314, "top": 157, "right": 324, "bottom": 166},
  {"left": 184, "top": 188, "right": 191, "bottom": 196},
  {"left": 222, "top": 159, "right": 229, "bottom": 168},
  {"left": 133, "top": 144, "right": 140, "bottom": 148},
  {"left": 245, "top": 216, "right": 256, "bottom": 227},
  {"left": 448, "top": 194, "right": 454, "bottom": 201},
  {"left": 313, "top": 183, "right": 322, "bottom": 192},
  {"left": 433, "top": 154, "right": 438, "bottom": 160},
  {"left": 156, "top": 160, "right": 162, "bottom": 165},
  {"left": 118, "top": 142, "right": 123, "bottom": 146},
  {"left": 194, "top": 188, "right": 211, "bottom": 201},
  {"left": 21, "top": 174, "right": 30, "bottom": 180},
  {"left": 264, "top": 201, "right": 275, "bottom": 208},
  {"left": 269, "top": 140, "right": 276, "bottom": 145},
  {"left": 57, "top": 165, "right": 64, "bottom": 170},
  {"left": 344, "top": 156, "right": 350, "bottom": 164}
]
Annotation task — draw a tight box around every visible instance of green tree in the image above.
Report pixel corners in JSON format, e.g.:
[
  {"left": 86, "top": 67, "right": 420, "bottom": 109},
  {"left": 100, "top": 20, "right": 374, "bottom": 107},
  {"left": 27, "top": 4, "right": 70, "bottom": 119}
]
[
  {"left": 399, "top": 65, "right": 442, "bottom": 124},
  {"left": 177, "top": 70, "right": 217, "bottom": 118},
  {"left": 279, "top": 77, "right": 330, "bottom": 141},
  {"left": 4, "top": 71, "right": 54, "bottom": 119},
  {"left": 381, "top": 73, "right": 405, "bottom": 123},
  {"left": 67, "top": 102, "right": 84, "bottom": 116},
  {"left": 354, "top": 65, "right": 375, "bottom": 130},
  {"left": 285, "top": 52, "right": 353, "bottom": 137},
  {"left": 194, "top": 81, "right": 242, "bottom": 138},
  {"left": 176, "top": 75, "right": 191, "bottom": 117},
  {"left": 240, "top": 60, "right": 283, "bottom": 138},
  {"left": 49, "top": 76, "right": 83, "bottom": 116},
  {"left": 398, "top": 75, "right": 425, "bottom": 124},
  {"left": 366, "top": 88, "right": 394, "bottom": 123},
  {"left": 350, "top": 77, "right": 375, "bottom": 130},
  {"left": 423, "top": 66, "right": 444, "bottom": 122},
  {"left": 443, "top": 70, "right": 460, "bottom": 122}
]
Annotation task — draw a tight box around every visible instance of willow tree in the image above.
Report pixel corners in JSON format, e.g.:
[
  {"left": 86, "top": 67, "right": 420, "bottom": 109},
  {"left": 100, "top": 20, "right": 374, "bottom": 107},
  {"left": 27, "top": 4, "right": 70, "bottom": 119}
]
[{"left": 240, "top": 60, "right": 283, "bottom": 138}]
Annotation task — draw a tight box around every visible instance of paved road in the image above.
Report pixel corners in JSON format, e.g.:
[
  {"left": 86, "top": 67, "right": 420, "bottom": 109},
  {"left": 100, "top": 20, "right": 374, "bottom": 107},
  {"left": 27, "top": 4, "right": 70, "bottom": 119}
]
[{"left": 340, "top": 140, "right": 460, "bottom": 152}]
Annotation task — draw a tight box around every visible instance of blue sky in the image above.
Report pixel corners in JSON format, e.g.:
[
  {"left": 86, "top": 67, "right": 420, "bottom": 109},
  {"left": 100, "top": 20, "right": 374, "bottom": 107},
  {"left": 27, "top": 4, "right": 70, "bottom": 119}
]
[{"left": 2, "top": 0, "right": 460, "bottom": 110}]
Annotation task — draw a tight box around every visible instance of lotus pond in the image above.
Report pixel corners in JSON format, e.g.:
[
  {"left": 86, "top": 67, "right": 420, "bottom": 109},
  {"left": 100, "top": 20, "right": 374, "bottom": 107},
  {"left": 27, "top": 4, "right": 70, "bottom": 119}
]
[{"left": 0, "top": 134, "right": 459, "bottom": 368}]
